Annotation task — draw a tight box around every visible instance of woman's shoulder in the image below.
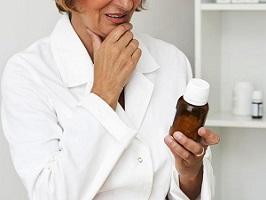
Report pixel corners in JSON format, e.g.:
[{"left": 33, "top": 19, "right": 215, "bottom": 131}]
[
  {"left": 5, "top": 36, "right": 55, "bottom": 70},
  {"left": 2, "top": 36, "right": 61, "bottom": 90},
  {"left": 134, "top": 32, "right": 192, "bottom": 77}
]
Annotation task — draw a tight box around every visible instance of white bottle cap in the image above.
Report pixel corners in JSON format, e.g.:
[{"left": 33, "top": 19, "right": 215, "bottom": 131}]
[
  {"left": 183, "top": 78, "right": 210, "bottom": 106},
  {"left": 252, "top": 90, "right": 263, "bottom": 101}
]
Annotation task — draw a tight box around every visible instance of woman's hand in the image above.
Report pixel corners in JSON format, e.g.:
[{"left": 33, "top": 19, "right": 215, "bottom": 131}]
[
  {"left": 164, "top": 127, "right": 220, "bottom": 199},
  {"left": 87, "top": 24, "right": 142, "bottom": 110}
]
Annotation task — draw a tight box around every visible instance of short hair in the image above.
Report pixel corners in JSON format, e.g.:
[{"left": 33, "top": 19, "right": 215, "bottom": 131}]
[{"left": 55, "top": 0, "right": 146, "bottom": 14}]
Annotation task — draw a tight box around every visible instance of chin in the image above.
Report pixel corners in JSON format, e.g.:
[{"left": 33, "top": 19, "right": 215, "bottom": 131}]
[{"left": 98, "top": 24, "right": 119, "bottom": 39}]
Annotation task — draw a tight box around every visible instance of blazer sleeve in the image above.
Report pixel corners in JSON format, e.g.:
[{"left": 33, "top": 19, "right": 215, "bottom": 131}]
[
  {"left": 168, "top": 147, "right": 215, "bottom": 200},
  {"left": 1, "top": 57, "right": 137, "bottom": 200},
  {"left": 167, "top": 52, "right": 215, "bottom": 200}
]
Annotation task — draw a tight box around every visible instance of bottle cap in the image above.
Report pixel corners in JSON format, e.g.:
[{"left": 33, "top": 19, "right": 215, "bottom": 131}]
[
  {"left": 183, "top": 78, "right": 210, "bottom": 106},
  {"left": 252, "top": 90, "right": 263, "bottom": 101}
]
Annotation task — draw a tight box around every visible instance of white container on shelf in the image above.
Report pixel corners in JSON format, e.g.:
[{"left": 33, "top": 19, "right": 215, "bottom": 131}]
[
  {"left": 233, "top": 82, "right": 254, "bottom": 116},
  {"left": 216, "top": 0, "right": 231, "bottom": 3}
]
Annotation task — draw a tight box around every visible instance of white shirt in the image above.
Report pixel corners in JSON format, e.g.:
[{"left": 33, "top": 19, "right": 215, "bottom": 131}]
[{"left": 1, "top": 15, "right": 214, "bottom": 200}]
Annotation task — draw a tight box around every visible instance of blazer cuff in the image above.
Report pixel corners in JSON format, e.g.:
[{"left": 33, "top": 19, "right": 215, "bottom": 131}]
[
  {"left": 197, "top": 152, "right": 215, "bottom": 200},
  {"left": 168, "top": 148, "right": 214, "bottom": 200},
  {"left": 168, "top": 167, "right": 190, "bottom": 200},
  {"left": 77, "top": 92, "right": 137, "bottom": 146}
]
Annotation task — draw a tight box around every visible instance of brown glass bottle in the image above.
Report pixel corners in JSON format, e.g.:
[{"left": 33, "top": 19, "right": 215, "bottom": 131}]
[
  {"left": 170, "top": 96, "right": 209, "bottom": 142},
  {"left": 170, "top": 79, "right": 210, "bottom": 142}
]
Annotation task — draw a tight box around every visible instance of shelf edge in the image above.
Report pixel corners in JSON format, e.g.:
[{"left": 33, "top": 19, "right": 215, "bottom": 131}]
[{"left": 201, "top": 3, "right": 266, "bottom": 11}]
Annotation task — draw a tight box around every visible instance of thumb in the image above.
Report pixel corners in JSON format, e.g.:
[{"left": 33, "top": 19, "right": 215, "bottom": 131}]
[
  {"left": 86, "top": 28, "right": 102, "bottom": 53},
  {"left": 198, "top": 127, "right": 220, "bottom": 146}
]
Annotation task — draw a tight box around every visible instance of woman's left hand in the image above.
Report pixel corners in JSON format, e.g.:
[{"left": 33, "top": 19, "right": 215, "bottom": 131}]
[
  {"left": 164, "top": 127, "right": 220, "bottom": 198},
  {"left": 165, "top": 127, "right": 220, "bottom": 178}
]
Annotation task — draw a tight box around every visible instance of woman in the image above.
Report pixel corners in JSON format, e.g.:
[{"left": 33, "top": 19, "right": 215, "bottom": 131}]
[{"left": 1, "top": 0, "right": 220, "bottom": 199}]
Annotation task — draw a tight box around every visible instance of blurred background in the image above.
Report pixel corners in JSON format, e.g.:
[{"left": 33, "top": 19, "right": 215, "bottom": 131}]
[{"left": 1, "top": 0, "right": 266, "bottom": 199}]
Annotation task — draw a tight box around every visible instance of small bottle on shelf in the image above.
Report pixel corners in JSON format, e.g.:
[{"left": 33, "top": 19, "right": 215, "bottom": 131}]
[
  {"left": 170, "top": 79, "right": 210, "bottom": 142},
  {"left": 252, "top": 90, "right": 263, "bottom": 119}
]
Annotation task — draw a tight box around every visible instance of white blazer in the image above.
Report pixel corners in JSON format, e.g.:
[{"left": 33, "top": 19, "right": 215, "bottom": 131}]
[{"left": 1, "top": 15, "right": 214, "bottom": 200}]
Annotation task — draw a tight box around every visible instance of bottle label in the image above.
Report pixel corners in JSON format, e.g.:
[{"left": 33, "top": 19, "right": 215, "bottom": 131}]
[{"left": 252, "top": 103, "right": 263, "bottom": 117}]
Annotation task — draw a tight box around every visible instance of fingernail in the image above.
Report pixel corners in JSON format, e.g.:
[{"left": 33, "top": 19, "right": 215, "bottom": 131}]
[
  {"left": 216, "top": 135, "right": 221, "bottom": 143},
  {"left": 199, "top": 127, "right": 205, "bottom": 134},
  {"left": 173, "top": 132, "right": 182, "bottom": 141},
  {"left": 164, "top": 136, "right": 173, "bottom": 145},
  {"left": 126, "top": 23, "right": 133, "bottom": 29}
]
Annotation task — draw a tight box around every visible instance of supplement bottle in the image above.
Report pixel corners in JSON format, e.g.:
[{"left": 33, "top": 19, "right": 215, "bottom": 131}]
[
  {"left": 252, "top": 90, "right": 263, "bottom": 119},
  {"left": 170, "top": 79, "right": 210, "bottom": 142}
]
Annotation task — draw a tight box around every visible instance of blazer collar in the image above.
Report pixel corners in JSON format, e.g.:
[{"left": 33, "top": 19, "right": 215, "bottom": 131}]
[{"left": 50, "top": 15, "right": 160, "bottom": 88}]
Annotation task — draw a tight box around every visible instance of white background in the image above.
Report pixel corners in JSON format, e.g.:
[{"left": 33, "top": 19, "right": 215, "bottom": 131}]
[{"left": 0, "top": 0, "right": 194, "bottom": 199}]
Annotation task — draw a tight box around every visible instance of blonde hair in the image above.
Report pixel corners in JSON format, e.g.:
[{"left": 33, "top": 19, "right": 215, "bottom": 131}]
[{"left": 55, "top": 0, "right": 146, "bottom": 14}]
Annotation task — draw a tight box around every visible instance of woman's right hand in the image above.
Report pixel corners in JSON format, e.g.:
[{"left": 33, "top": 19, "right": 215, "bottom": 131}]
[{"left": 87, "top": 24, "right": 142, "bottom": 110}]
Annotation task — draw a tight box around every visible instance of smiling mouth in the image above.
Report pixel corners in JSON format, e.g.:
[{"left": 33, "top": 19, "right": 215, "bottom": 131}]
[
  {"left": 105, "top": 13, "right": 127, "bottom": 19},
  {"left": 105, "top": 13, "right": 130, "bottom": 24}
]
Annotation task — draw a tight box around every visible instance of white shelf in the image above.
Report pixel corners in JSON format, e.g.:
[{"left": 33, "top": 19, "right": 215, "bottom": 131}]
[
  {"left": 206, "top": 112, "right": 266, "bottom": 128},
  {"left": 195, "top": 1, "right": 266, "bottom": 129},
  {"left": 201, "top": 3, "right": 266, "bottom": 11}
]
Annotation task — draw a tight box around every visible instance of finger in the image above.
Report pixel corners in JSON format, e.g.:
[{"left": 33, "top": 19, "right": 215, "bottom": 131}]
[
  {"left": 86, "top": 28, "right": 102, "bottom": 53},
  {"left": 164, "top": 135, "right": 194, "bottom": 164},
  {"left": 131, "top": 48, "right": 142, "bottom": 65},
  {"left": 173, "top": 131, "right": 205, "bottom": 157},
  {"left": 116, "top": 31, "right": 134, "bottom": 48},
  {"left": 105, "top": 23, "right": 133, "bottom": 43},
  {"left": 117, "top": 40, "right": 139, "bottom": 73},
  {"left": 119, "top": 48, "right": 141, "bottom": 80},
  {"left": 123, "top": 39, "right": 139, "bottom": 57},
  {"left": 198, "top": 127, "right": 220, "bottom": 146}
]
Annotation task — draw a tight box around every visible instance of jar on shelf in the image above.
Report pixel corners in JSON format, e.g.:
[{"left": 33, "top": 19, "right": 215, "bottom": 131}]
[{"left": 252, "top": 91, "right": 263, "bottom": 119}]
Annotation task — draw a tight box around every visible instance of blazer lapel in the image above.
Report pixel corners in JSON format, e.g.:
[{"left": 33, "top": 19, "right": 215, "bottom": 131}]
[
  {"left": 125, "top": 36, "right": 160, "bottom": 131},
  {"left": 125, "top": 73, "right": 154, "bottom": 131},
  {"left": 50, "top": 14, "right": 93, "bottom": 89}
]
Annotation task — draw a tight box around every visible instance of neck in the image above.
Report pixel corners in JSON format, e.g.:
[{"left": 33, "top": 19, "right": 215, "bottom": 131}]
[{"left": 69, "top": 13, "right": 95, "bottom": 62}]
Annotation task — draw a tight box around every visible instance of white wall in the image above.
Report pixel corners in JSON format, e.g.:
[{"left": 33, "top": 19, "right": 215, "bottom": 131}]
[
  {"left": 133, "top": 0, "right": 194, "bottom": 67},
  {"left": 0, "top": 0, "right": 194, "bottom": 199}
]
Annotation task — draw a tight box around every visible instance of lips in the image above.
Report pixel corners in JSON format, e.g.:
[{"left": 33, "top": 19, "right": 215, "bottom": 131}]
[
  {"left": 105, "top": 13, "right": 129, "bottom": 24},
  {"left": 106, "top": 13, "right": 126, "bottom": 18}
]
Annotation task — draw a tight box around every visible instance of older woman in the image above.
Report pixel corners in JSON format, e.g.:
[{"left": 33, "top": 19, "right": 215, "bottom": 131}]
[{"left": 1, "top": 0, "right": 219, "bottom": 200}]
